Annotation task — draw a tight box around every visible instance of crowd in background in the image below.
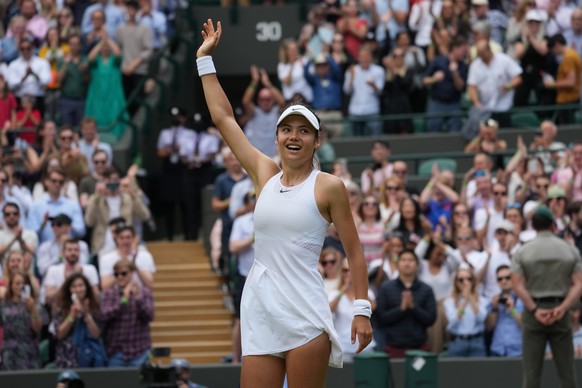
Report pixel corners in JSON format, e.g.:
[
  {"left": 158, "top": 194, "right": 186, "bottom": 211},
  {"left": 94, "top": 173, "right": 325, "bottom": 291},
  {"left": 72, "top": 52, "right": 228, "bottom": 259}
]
[
  {"left": 238, "top": 0, "right": 582, "bottom": 137},
  {"left": 0, "top": 0, "right": 184, "bottom": 371}
]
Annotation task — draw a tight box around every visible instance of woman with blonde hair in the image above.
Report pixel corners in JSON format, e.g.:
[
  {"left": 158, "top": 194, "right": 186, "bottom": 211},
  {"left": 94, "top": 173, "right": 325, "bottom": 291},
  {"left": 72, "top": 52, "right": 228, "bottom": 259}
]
[
  {"left": 0, "top": 250, "right": 40, "bottom": 300},
  {"left": 379, "top": 175, "right": 405, "bottom": 230},
  {"left": 277, "top": 37, "right": 313, "bottom": 103},
  {"left": 444, "top": 266, "right": 489, "bottom": 356}
]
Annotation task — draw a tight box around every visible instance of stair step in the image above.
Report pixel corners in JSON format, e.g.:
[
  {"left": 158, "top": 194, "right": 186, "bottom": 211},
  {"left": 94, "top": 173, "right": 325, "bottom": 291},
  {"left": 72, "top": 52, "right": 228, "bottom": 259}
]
[
  {"left": 155, "top": 262, "right": 212, "bottom": 271},
  {"left": 154, "top": 280, "right": 222, "bottom": 291},
  {"left": 154, "top": 272, "right": 218, "bottom": 282},
  {"left": 151, "top": 319, "right": 232, "bottom": 330},
  {"left": 154, "top": 299, "right": 221, "bottom": 310},
  {"left": 152, "top": 329, "right": 231, "bottom": 342},
  {"left": 153, "top": 340, "right": 232, "bottom": 353},
  {"left": 154, "top": 309, "right": 232, "bottom": 320},
  {"left": 154, "top": 292, "right": 223, "bottom": 302}
]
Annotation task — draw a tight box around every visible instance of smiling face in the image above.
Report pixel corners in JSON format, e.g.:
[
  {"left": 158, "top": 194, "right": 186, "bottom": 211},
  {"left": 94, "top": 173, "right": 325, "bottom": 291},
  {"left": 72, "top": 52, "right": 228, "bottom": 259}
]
[{"left": 276, "top": 115, "right": 320, "bottom": 163}]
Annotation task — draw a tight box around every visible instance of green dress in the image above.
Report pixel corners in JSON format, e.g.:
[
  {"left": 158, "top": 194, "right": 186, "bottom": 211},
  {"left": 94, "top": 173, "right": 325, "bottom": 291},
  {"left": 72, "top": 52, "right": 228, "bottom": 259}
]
[{"left": 84, "top": 54, "right": 128, "bottom": 139}]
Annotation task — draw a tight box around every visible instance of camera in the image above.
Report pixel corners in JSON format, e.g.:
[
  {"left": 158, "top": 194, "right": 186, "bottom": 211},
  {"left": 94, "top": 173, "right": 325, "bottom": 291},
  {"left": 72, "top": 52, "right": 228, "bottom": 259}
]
[
  {"left": 498, "top": 295, "right": 508, "bottom": 306},
  {"left": 106, "top": 182, "right": 120, "bottom": 191}
]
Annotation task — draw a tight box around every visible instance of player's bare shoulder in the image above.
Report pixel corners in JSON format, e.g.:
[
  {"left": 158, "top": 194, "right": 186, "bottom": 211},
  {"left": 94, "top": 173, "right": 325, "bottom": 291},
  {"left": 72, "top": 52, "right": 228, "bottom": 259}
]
[{"left": 315, "top": 171, "right": 348, "bottom": 200}]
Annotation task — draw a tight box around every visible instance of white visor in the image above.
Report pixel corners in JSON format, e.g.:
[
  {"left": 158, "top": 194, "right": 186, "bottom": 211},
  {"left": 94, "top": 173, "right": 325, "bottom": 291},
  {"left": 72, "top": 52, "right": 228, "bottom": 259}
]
[{"left": 276, "top": 105, "right": 320, "bottom": 131}]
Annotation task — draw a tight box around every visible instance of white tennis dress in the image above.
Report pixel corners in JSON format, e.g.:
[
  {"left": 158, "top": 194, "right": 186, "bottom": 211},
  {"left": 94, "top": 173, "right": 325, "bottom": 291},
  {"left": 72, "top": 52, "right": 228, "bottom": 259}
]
[{"left": 240, "top": 169, "right": 343, "bottom": 368}]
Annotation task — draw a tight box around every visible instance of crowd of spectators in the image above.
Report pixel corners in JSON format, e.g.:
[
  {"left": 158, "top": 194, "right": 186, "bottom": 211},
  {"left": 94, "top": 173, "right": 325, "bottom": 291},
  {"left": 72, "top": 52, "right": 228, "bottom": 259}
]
[
  {"left": 238, "top": 0, "right": 582, "bottom": 137},
  {"left": 0, "top": 0, "right": 183, "bottom": 371}
]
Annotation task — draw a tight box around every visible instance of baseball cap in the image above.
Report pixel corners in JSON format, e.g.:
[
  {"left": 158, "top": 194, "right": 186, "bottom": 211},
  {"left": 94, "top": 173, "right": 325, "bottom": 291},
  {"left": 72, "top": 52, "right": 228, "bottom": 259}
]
[
  {"left": 314, "top": 53, "right": 328, "bottom": 65},
  {"left": 526, "top": 9, "right": 545, "bottom": 22},
  {"left": 50, "top": 213, "right": 72, "bottom": 225},
  {"left": 533, "top": 205, "right": 555, "bottom": 222},
  {"left": 57, "top": 370, "right": 80, "bottom": 382},
  {"left": 495, "top": 219, "right": 515, "bottom": 233},
  {"left": 170, "top": 358, "right": 191, "bottom": 369},
  {"left": 547, "top": 184, "right": 566, "bottom": 199},
  {"left": 276, "top": 105, "right": 320, "bottom": 131}
]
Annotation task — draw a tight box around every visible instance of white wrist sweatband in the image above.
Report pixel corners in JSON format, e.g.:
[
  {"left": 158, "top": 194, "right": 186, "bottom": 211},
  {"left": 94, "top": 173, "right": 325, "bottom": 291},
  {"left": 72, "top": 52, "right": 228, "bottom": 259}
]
[
  {"left": 196, "top": 56, "right": 216, "bottom": 77},
  {"left": 353, "top": 299, "right": 372, "bottom": 318}
]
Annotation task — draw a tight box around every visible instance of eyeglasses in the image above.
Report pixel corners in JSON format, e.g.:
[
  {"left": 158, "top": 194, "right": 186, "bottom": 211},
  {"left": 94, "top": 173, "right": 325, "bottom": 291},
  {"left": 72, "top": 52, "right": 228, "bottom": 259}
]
[
  {"left": 51, "top": 179, "right": 65, "bottom": 185},
  {"left": 52, "top": 222, "right": 65, "bottom": 227},
  {"left": 322, "top": 260, "right": 337, "bottom": 266},
  {"left": 493, "top": 191, "right": 507, "bottom": 196},
  {"left": 60, "top": 135, "right": 73, "bottom": 141},
  {"left": 114, "top": 271, "right": 129, "bottom": 278},
  {"left": 386, "top": 186, "right": 400, "bottom": 191},
  {"left": 497, "top": 275, "right": 511, "bottom": 282},
  {"left": 457, "top": 277, "right": 472, "bottom": 283},
  {"left": 93, "top": 159, "right": 107, "bottom": 165},
  {"left": 506, "top": 203, "right": 522, "bottom": 209},
  {"left": 3, "top": 211, "right": 18, "bottom": 217},
  {"left": 363, "top": 201, "right": 378, "bottom": 206}
]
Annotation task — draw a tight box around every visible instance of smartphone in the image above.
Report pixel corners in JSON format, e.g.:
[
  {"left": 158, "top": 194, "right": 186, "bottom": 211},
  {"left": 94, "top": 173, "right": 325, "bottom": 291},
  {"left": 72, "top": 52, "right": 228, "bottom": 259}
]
[
  {"left": 71, "top": 293, "right": 78, "bottom": 303},
  {"left": 22, "top": 284, "right": 31, "bottom": 298}
]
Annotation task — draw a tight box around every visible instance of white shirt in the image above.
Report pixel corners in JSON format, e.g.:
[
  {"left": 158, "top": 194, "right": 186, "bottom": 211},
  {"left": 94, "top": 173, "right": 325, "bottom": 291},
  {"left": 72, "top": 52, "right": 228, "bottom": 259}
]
[
  {"left": 6, "top": 56, "right": 52, "bottom": 97},
  {"left": 481, "top": 248, "right": 512, "bottom": 299},
  {"left": 156, "top": 125, "right": 195, "bottom": 164},
  {"left": 0, "top": 228, "right": 38, "bottom": 254},
  {"left": 467, "top": 52, "right": 522, "bottom": 111},
  {"left": 409, "top": 0, "right": 440, "bottom": 47},
  {"left": 36, "top": 239, "right": 90, "bottom": 278},
  {"left": 229, "top": 212, "right": 254, "bottom": 277},
  {"left": 473, "top": 206, "right": 505, "bottom": 248},
  {"left": 178, "top": 130, "right": 221, "bottom": 163},
  {"left": 343, "top": 64, "right": 386, "bottom": 116},
  {"left": 277, "top": 58, "right": 313, "bottom": 102},
  {"left": 41, "top": 263, "right": 99, "bottom": 303},
  {"left": 99, "top": 247, "right": 156, "bottom": 287}
]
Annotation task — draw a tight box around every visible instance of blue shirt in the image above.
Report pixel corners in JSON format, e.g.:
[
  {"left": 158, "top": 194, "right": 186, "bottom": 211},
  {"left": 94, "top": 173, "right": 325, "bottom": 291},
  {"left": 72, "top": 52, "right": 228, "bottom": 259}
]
[
  {"left": 27, "top": 196, "right": 86, "bottom": 243},
  {"left": 213, "top": 172, "right": 246, "bottom": 244},
  {"left": 445, "top": 295, "right": 489, "bottom": 336},
  {"left": 424, "top": 55, "right": 469, "bottom": 103},
  {"left": 488, "top": 293, "right": 524, "bottom": 357},
  {"left": 81, "top": 3, "right": 125, "bottom": 38},
  {"left": 138, "top": 11, "right": 167, "bottom": 49},
  {"left": 426, "top": 198, "right": 453, "bottom": 230},
  {"left": 304, "top": 57, "right": 343, "bottom": 110}
]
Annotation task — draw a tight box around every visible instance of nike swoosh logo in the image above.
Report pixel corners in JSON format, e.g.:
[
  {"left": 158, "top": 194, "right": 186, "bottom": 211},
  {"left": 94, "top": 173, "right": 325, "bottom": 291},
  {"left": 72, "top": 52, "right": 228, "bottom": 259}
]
[{"left": 279, "top": 189, "right": 292, "bottom": 193}]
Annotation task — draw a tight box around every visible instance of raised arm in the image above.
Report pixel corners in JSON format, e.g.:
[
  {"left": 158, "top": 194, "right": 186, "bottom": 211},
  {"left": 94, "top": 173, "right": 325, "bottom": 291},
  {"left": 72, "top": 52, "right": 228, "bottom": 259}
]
[{"left": 196, "top": 19, "right": 277, "bottom": 189}]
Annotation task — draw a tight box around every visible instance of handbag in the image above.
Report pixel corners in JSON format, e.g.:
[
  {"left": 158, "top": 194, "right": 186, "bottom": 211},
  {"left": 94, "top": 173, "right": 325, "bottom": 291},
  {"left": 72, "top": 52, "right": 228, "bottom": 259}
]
[{"left": 71, "top": 317, "right": 108, "bottom": 367}]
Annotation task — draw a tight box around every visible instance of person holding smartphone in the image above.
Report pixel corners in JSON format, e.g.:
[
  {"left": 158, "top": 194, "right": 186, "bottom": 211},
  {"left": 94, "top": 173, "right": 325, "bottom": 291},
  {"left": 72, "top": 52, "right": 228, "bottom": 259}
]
[{"left": 84, "top": 166, "right": 150, "bottom": 254}]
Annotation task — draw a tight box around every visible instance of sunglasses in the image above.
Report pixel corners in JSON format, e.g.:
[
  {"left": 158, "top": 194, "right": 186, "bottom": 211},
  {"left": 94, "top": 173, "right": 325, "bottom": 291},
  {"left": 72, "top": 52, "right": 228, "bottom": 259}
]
[
  {"left": 537, "top": 184, "right": 549, "bottom": 189},
  {"left": 497, "top": 275, "right": 511, "bottom": 282},
  {"left": 322, "top": 260, "right": 337, "bottom": 266},
  {"left": 0, "top": 178, "right": 8, "bottom": 183},
  {"left": 114, "top": 271, "right": 129, "bottom": 278},
  {"left": 60, "top": 136, "right": 73, "bottom": 141},
  {"left": 51, "top": 179, "right": 65, "bottom": 185},
  {"left": 93, "top": 159, "right": 107, "bottom": 165},
  {"left": 457, "top": 277, "right": 472, "bottom": 283},
  {"left": 386, "top": 186, "right": 400, "bottom": 191},
  {"left": 493, "top": 191, "right": 507, "bottom": 196},
  {"left": 3, "top": 211, "right": 18, "bottom": 217},
  {"left": 363, "top": 201, "right": 378, "bottom": 206},
  {"left": 52, "top": 222, "right": 65, "bottom": 227},
  {"left": 342, "top": 268, "right": 350, "bottom": 273}
]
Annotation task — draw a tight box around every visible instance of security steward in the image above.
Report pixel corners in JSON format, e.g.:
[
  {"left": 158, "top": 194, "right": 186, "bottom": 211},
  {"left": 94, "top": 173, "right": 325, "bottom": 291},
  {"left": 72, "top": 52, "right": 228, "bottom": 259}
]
[{"left": 511, "top": 205, "right": 582, "bottom": 388}]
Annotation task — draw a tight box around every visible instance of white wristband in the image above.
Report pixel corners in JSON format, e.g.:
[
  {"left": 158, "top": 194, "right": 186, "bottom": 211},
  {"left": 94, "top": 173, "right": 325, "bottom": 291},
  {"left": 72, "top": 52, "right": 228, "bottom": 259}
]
[
  {"left": 196, "top": 56, "right": 216, "bottom": 77},
  {"left": 353, "top": 299, "right": 372, "bottom": 318}
]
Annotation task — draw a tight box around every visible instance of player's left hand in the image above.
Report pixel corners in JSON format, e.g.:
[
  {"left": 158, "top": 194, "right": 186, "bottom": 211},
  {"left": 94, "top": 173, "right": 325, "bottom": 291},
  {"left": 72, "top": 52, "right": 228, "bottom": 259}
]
[{"left": 352, "top": 315, "right": 373, "bottom": 354}]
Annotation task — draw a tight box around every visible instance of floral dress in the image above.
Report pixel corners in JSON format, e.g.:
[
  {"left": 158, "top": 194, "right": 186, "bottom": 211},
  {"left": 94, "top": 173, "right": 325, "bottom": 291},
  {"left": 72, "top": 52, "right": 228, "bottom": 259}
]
[{"left": 0, "top": 300, "right": 42, "bottom": 370}]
